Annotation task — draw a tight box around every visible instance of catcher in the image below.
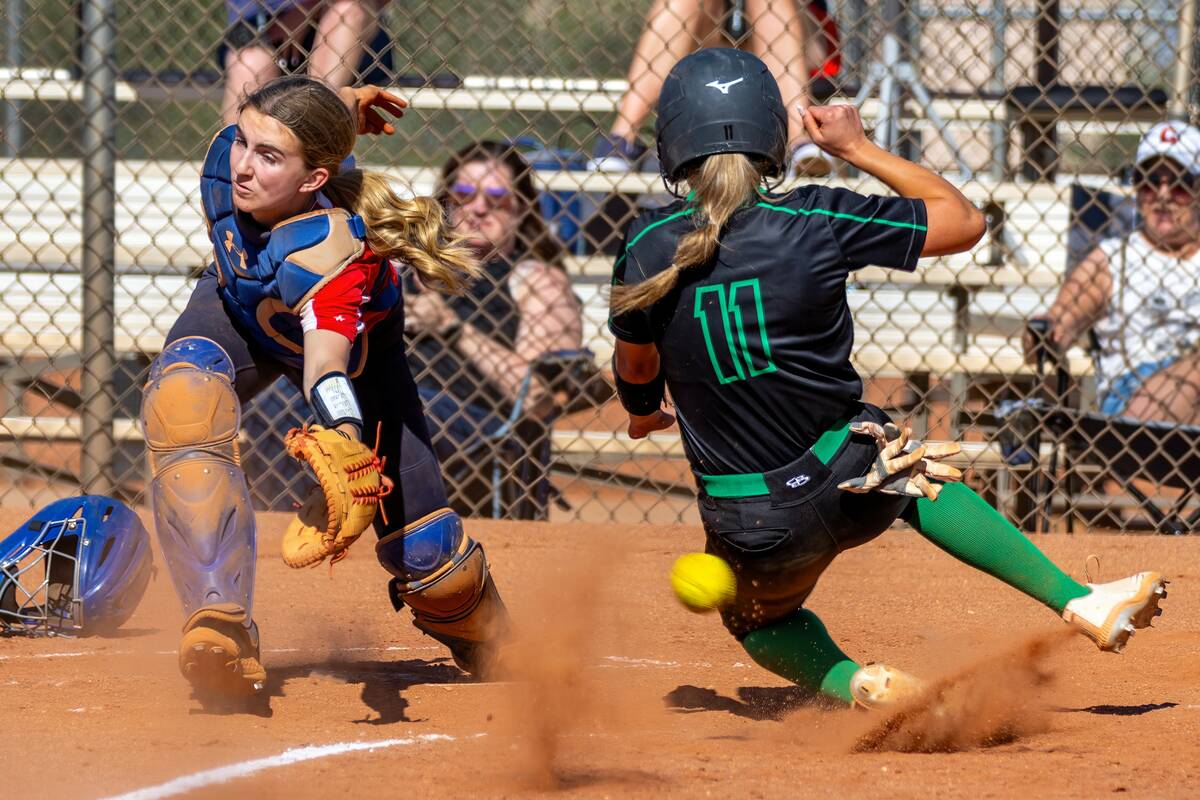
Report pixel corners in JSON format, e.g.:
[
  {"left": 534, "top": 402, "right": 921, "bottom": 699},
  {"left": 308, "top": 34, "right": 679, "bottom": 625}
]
[
  {"left": 609, "top": 49, "right": 1168, "bottom": 709},
  {"left": 143, "top": 75, "right": 508, "bottom": 703}
]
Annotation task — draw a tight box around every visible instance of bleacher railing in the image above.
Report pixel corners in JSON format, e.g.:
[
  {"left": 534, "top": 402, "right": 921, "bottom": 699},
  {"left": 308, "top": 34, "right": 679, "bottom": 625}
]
[{"left": 0, "top": 0, "right": 1196, "bottom": 532}]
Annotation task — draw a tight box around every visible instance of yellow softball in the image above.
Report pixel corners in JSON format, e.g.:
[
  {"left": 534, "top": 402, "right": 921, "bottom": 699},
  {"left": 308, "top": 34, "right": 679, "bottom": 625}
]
[{"left": 670, "top": 553, "right": 736, "bottom": 613}]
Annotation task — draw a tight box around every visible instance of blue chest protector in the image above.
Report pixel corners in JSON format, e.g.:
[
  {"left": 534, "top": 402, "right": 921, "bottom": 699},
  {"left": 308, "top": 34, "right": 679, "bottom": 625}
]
[{"left": 200, "top": 126, "right": 399, "bottom": 374}]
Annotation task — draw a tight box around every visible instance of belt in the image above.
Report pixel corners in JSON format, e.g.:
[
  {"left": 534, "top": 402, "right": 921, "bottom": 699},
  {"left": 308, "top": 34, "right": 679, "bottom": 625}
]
[{"left": 698, "top": 416, "right": 853, "bottom": 498}]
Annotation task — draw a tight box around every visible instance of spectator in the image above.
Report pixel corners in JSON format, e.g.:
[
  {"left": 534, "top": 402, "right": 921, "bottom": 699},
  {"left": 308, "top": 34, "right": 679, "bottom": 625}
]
[
  {"left": 221, "top": 0, "right": 389, "bottom": 123},
  {"left": 405, "top": 141, "right": 584, "bottom": 515},
  {"left": 1027, "top": 122, "right": 1200, "bottom": 424},
  {"left": 591, "top": 0, "right": 839, "bottom": 177}
]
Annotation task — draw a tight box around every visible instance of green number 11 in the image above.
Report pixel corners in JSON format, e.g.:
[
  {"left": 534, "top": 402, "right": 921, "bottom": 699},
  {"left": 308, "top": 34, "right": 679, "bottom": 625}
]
[{"left": 693, "top": 278, "right": 777, "bottom": 384}]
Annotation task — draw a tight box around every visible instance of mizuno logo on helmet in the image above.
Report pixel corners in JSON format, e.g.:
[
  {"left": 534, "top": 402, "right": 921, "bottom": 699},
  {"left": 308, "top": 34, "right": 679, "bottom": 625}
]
[{"left": 706, "top": 77, "right": 744, "bottom": 95}]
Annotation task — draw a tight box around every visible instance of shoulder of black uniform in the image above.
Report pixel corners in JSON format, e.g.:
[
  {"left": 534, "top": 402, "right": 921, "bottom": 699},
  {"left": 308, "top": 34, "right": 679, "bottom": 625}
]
[
  {"left": 622, "top": 197, "right": 695, "bottom": 253},
  {"left": 751, "top": 184, "right": 831, "bottom": 214}
]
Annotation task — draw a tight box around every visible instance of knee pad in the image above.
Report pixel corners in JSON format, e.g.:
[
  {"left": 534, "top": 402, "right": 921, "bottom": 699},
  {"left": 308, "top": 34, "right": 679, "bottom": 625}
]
[
  {"left": 142, "top": 337, "right": 255, "bottom": 618},
  {"left": 142, "top": 336, "right": 241, "bottom": 475},
  {"left": 375, "top": 507, "right": 465, "bottom": 584},
  {"left": 379, "top": 510, "right": 509, "bottom": 672}
]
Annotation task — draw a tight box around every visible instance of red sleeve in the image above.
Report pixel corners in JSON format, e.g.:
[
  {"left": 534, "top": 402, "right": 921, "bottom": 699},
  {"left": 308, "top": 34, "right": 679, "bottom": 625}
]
[{"left": 300, "top": 253, "right": 384, "bottom": 341}]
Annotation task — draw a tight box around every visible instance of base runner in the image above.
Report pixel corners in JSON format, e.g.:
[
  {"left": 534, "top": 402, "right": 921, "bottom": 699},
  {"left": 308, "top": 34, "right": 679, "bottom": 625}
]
[{"left": 608, "top": 48, "right": 1168, "bottom": 709}]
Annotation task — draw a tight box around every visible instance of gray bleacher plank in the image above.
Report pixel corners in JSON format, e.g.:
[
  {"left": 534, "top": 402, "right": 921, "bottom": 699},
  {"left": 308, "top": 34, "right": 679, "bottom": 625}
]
[
  {"left": 1, "top": 156, "right": 1076, "bottom": 279},
  {"left": 0, "top": 271, "right": 189, "bottom": 353},
  {"left": 0, "top": 416, "right": 142, "bottom": 442},
  {"left": 566, "top": 257, "right": 1066, "bottom": 288},
  {"left": 548, "top": 430, "right": 1062, "bottom": 469},
  {"left": 0, "top": 69, "right": 138, "bottom": 102},
  {"left": 0, "top": 156, "right": 1080, "bottom": 202},
  {"left": 0, "top": 153, "right": 1083, "bottom": 381}
]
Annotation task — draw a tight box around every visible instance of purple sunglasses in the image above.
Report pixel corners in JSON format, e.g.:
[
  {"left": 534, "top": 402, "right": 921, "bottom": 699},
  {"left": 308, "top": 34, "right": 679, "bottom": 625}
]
[{"left": 449, "top": 182, "right": 514, "bottom": 210}]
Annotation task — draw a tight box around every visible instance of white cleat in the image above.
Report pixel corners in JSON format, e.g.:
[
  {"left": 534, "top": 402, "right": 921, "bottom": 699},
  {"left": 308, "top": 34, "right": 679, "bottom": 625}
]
[
  {"left": 849, "top": 663, "right": 925, "bottom": 710},
  {"left": 1061, "top": 572, "right": 1167, "bottom": 653}
]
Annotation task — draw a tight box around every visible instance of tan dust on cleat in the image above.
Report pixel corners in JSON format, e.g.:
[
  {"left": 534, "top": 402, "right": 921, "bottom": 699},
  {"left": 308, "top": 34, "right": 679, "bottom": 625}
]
[
  {"left": 1061, "top": 572, "right": 1167, "bottom": 653},
  {"left": 178, "top": 604, "right": 266, "bottom": 699},
  {"left": 849, "top": 663, "right": 925, "bottom": 710}
]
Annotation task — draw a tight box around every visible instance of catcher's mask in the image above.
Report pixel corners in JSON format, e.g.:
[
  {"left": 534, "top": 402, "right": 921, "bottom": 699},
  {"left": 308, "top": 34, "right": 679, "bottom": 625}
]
[
  {"left": 0, "top": 495, "right": 152, "bottom": 637},
  {"left": 655, "top": 47, "right": 788, "bottom": 184}
]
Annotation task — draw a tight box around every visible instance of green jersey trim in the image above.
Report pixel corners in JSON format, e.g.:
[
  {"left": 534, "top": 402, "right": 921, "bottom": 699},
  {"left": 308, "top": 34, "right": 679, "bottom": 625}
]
[
  {"left": 615, "top": 198, "right": 925, "bottom": 280},
  {"left": 612, "top": 207, "right": 697, "bottom": 274},
  {"left": 699, "top": 416, "right": 854, "bottom": 498},
  {"left": 753, "top": 200, "right": 928, "bottom": 231}
]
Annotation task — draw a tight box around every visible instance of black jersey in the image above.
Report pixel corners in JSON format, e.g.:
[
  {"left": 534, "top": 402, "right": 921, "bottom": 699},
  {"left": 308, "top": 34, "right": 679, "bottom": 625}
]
[{"left": 609, "top": 185, "right": 927, "bottom": 475}]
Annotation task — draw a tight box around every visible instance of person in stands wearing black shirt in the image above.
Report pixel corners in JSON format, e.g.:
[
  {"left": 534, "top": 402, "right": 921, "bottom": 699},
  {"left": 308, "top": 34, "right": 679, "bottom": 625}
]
[
  {"left": 609, "top": 48, "right": 1169, "bottom": 710},
  {"left": 405, "top": 141, "right": 583, "bottom": 515}
]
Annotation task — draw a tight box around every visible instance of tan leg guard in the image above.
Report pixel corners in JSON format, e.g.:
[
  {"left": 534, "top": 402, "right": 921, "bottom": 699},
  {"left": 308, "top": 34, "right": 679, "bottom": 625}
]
[
  {"left": 390, "top": 537, "right": 511, "bottom": 679},
  {"left": 178, "top": 603, "right": 266, "bottom": 700},
  {"left": 143, "top": 337, "right": 256, "bottom": 619}
]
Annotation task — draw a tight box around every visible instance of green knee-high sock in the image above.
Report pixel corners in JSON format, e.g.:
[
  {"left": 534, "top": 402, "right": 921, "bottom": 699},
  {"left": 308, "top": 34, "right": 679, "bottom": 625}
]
[
  {"left": 741, "top": 609, "right": 860, "bottom": 705},
  {"left": 906, "top": 482, "right": 1088, "bottom": 613}
]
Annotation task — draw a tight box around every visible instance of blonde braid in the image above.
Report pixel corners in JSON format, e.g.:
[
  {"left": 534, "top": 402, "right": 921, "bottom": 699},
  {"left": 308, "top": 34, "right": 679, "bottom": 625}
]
[
  {"left": 610, "top": 153, "right": 761, "bottom": 315},
  {"left": 325, "top": 170, "right": 480, "bottom": 293}
]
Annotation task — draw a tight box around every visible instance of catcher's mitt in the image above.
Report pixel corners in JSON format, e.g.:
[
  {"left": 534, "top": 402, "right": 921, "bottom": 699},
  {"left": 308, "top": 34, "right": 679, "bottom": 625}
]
[
  {"left": 281, "top": 424, "right": 391, "bottom": 568},
  {"left": 837, "top": 421, "right": 963, "bottom": 501}
]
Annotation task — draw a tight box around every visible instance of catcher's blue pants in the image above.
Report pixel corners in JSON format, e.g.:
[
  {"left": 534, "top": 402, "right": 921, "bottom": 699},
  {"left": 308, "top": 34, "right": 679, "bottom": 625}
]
[{"left": 166, "top": 267, "right": 450, "bottom": 531}]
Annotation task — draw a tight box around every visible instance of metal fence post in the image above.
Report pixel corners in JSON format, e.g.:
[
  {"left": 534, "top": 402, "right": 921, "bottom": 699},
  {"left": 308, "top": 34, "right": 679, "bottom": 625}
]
[
  {"left": 1021, "top": 0, "right": 1060, "bottom": 181},
  {"left": 78, "top": 0, "right": 117, "bottom": 495},
  {"left": 988, "top": 0, "right": 1009, "bottom": 179},
  {"left": 4, "top": 0, "right": 24, "bottom": 157}
]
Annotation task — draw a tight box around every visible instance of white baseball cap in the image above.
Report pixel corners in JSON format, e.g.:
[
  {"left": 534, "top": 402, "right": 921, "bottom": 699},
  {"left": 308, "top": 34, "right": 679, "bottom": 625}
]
[{"left": 1136, "top": 122, "right": 1200, "bottom": 175}]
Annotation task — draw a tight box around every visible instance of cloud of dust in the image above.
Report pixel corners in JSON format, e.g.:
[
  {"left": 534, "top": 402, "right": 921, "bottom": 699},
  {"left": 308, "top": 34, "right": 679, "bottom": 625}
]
[
  {"left": 487, "top": 537, "right": 648, "bottom": 791},
  {"left": 790, "top": 627, "right": 1073, "bottom": 754}
]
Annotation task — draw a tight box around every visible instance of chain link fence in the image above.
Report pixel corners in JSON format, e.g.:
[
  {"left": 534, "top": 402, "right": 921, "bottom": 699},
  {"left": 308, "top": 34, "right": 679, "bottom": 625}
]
[{"left": 0, "top": 0, "right": 1196, "bottom": 532}]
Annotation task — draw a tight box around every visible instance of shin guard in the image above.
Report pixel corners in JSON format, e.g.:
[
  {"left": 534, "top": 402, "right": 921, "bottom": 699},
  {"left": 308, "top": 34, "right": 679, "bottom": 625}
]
[
  {"left": 377, "top": 509, "right": 510, "bottom": 677},
  {"left": 142, "top": 337, "right": 257, "bottom": 619}
]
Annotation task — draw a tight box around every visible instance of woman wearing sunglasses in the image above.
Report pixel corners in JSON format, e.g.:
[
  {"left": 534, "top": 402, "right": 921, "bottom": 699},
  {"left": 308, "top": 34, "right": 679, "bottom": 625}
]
[
  {"left": 1028, "top": 122, "right": 1200, "bottom": 423},
  {"left": 403, "top": 141, "right": 583, "bottom": 515}
]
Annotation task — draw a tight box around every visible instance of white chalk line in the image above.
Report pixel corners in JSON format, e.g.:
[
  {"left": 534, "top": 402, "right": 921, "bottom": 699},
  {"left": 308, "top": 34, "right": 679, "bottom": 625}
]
[
  {"left": 99, "top": 733, "right": 476, "bottom": 800},
  {"left": 0, "top": 650, "right": 95, "bottom": 660}
]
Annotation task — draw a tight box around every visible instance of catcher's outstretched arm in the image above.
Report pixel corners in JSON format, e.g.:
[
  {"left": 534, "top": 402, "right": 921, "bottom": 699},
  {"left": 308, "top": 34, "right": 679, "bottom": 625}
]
[{"left": 303, "top": 328, "right": 361, "bottom": 439}]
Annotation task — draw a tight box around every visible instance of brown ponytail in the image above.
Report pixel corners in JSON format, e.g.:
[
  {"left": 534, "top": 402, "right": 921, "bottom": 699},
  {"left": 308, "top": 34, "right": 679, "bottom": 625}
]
[
  {"left": 242, "top": 75, "right": 480, "bottom": 294},
  {"left": 610, "top": 153, "right": 762, "bottom": 315}
]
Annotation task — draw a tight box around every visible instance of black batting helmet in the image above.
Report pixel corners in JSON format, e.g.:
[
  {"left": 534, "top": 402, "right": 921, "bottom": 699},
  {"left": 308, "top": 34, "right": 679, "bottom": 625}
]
[{"left": 655, "top": 48, "right": 788, "bottom": 183}]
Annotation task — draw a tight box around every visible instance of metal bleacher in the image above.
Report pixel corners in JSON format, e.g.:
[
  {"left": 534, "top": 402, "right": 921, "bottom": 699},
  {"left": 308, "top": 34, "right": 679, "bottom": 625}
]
[{"left": 0, "top": 67, "right": 1103, "bottom": 502}]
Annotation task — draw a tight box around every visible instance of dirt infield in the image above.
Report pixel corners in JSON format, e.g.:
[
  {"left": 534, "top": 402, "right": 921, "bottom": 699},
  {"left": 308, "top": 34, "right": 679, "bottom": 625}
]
[{"left": 2, "top": 507, "right": 1198, "bottom": 799}]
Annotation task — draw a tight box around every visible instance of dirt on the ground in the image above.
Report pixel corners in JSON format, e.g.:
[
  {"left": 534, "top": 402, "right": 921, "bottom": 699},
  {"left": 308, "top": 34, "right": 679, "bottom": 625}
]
[{"left": 1, "top": 507, "right": 1197, "bottom": 799}]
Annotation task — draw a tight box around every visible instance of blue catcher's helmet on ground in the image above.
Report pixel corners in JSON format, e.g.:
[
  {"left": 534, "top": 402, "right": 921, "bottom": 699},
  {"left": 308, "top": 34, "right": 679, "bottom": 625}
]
[{"left": 0, "top": 496, "right": 152, "bottom": 636}]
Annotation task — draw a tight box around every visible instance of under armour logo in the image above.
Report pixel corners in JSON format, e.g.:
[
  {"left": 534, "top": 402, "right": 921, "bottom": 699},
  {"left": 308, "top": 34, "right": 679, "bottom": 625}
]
[
  {"left": 1162, "top": 126, "right": 1180, "bottom": 144},
  {"left": 785, "top": 474, "right": 810, "bottom": 489},
  {"left": 223, "top": 230, "right": 248, "bottom": 272},
  {"left": 706, "top": 77, "right": 744, "bottom": 95}
]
